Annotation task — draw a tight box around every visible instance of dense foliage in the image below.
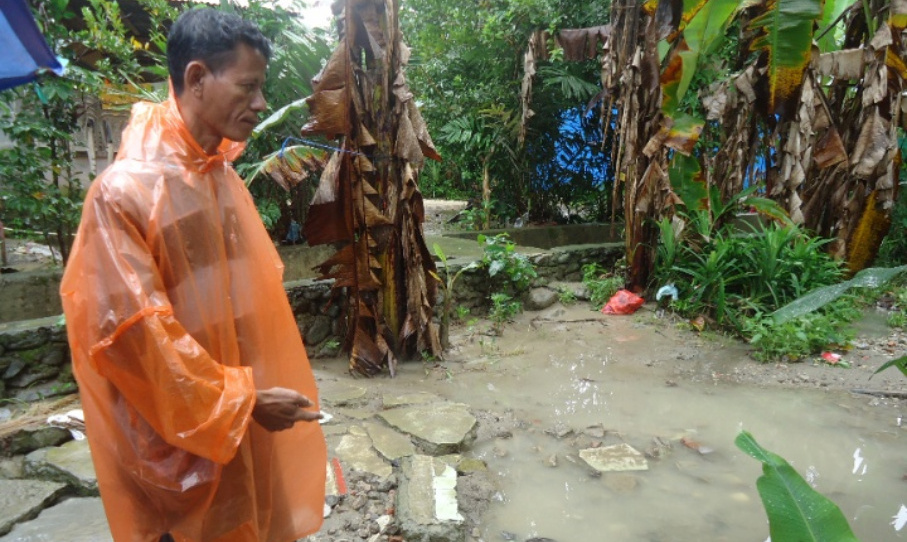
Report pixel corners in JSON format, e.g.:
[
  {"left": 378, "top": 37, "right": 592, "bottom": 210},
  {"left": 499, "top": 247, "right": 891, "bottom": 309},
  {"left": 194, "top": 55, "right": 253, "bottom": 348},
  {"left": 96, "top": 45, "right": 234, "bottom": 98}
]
[
  {"left": 401, "top": 0, "right": 612, "bottom": 225},
  {"left": 0, "top": 0, "right": 332, "bottom": 260}
]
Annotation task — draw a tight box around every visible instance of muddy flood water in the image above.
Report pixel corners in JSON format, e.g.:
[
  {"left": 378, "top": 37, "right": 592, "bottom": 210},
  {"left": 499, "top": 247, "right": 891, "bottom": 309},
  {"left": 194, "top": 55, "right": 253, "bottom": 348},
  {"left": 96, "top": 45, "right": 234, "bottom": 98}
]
[{"left": 314, "top": 303, "right": 905, "bottom": 542}]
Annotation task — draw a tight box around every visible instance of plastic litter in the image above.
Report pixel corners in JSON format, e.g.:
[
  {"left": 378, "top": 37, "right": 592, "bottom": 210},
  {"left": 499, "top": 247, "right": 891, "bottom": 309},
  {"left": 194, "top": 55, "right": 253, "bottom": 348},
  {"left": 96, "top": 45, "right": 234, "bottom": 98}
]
[
  {"left": 656, "top": 283, "right": 678, "bottom": 302},
  {"left": 46, "top": 409, "right": 86, "bottom": 440},
  {"left": 601, "top": 290, "right": 645, "bottom": 315}
]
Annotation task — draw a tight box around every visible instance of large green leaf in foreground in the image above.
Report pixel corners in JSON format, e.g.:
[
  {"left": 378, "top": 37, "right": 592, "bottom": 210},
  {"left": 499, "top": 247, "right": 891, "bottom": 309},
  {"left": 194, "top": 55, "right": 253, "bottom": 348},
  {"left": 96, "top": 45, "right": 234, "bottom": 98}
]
[
  {"left": 735, "top": 431, "right": 861, "bottom": 542},
  {"left": 772, "top": 265, "right": 907, "bottom": 324}
]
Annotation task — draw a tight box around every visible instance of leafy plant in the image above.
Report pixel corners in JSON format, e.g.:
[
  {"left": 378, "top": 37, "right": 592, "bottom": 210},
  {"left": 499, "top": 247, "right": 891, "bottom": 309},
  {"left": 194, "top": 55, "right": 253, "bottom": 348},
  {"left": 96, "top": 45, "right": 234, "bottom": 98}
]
[
  {"left": 489, "top": 292, "right": 522, "bottom": 334},
  {"left": 582, "top": 263, "right": 624, "bottom": 310},
  {"left": 736, "top": 431, "right": 861, "bottom": 542},
  {"left": 743, "top": 298, "right": 860, "bottom": 362},
  {"left": 557, "top": 286, "right": 577, "bottom": 305},
  {"left": 478, "top": 233, "right": 537, "bottom": 294},
  {"left": 889, "top": 311, "right": 907, "bottom": 328},
  {"left": 256, "top": 199, "right": 282, "bottom": 231},
  {"left": 431, "top": 243, "right": 479, "bottom": 349},
  {"left": 455, "top": 306, "right": 471, "bottom": 321}
]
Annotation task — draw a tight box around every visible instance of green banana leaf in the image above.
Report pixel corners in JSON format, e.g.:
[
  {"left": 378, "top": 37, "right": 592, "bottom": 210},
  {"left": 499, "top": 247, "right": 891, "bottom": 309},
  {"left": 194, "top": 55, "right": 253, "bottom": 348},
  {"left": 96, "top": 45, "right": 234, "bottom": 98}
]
[
  {"left": 735, "top": 431, "right": 861, "bottom": 542},
  {"left": 772, "top": 265, "right": 907, "bottom": 324},
  {"left": 676, "top": 0, "right": 742, "bottom": 105},
  {"left": 748, "top": 0, "right": 823, "bottom": 112},
  {"left": 669, "top": 152, "right": 709, "bottom": 209},
  {"left": 252, "top": 97, "right": 309, "bottom": 137},
  {"left": 873, "top": 354, "right": 907, "bottom": 378},
  {"left": 816, "top": 0, "right": 851, "bottom": 52}
]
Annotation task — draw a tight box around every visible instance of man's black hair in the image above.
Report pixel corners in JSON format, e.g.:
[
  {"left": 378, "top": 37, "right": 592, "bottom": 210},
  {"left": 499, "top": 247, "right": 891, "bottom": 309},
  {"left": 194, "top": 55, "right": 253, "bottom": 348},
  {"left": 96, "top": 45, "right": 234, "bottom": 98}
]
[{"left": 167, "top": 8, "right": 271, "bottom": 95}]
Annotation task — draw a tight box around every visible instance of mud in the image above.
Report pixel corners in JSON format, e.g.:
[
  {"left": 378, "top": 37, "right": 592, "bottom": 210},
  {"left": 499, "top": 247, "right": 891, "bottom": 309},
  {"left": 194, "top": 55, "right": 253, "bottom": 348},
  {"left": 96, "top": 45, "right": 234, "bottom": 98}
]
[{"left": 311, "top": 302, "right": 906, "bottom": 542}]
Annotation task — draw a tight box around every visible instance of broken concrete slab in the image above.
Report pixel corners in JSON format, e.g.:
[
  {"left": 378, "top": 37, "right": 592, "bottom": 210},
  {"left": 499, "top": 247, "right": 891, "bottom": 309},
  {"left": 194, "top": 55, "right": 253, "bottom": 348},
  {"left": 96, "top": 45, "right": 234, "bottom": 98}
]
[
  {"left": 364, "top": 421, "right": 415, "bottom": 461},
  {"left": 397, "top": 455, "right": 464, "bottom": 542},
  {"left": 382, "top": 392, "right": 442, "bottom": 408},
  {"left": 320, "top": 382, "right": 368, "bottom": 406},
  {"left": 0, "top": 479, "right": 67, "bottom": 536},
  {"left": 335, "top": 407, "right": 375, "bottom": 420},
  {"left": 379, "top": 403, "right": 477, "bottom": 456},
  {"left": 0, "top": 497, "right": 111, "bottom": 542},
  {"left": 25, "top": 439, "right": 98, "bottom": 495},
  {"left": 335, "top": 432, "right": 392, "bottom": 479},
  {"left": 579, "top": 443, "right": 648, "bottom": 472}
]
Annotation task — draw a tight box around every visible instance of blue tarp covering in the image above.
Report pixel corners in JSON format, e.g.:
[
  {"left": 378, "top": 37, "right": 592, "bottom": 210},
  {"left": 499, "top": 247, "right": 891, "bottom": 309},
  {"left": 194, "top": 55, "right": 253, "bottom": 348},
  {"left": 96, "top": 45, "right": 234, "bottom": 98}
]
[{"left": 0, "top": 0, "right": 64, "bottom": 91}]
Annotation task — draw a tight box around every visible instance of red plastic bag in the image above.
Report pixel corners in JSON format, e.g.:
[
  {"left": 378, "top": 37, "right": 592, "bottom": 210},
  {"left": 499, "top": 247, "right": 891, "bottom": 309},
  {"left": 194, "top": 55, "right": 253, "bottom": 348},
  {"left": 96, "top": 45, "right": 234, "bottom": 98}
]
[{"left": 601, "top": 290, "right": 645, "bottom": 315}]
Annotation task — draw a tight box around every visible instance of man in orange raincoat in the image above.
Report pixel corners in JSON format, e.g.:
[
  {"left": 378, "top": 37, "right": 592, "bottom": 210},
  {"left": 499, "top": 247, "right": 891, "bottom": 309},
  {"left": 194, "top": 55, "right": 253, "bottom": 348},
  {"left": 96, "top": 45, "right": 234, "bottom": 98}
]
[{"left": 60, "top": 8, "right": 326, "bottom": 542}]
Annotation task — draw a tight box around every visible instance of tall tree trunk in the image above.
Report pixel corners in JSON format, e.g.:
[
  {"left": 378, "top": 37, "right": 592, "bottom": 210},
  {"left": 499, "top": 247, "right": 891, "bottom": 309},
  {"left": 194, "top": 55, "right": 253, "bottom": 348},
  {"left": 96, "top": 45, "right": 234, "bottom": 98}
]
[{"left": 301, "top": 0, "right": 442, "bottom": 376}]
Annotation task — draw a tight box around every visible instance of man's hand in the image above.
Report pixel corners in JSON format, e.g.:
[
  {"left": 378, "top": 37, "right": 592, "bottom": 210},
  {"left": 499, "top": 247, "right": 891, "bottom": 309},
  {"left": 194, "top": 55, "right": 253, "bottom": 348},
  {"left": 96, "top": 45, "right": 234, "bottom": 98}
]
[{"left": 252, "top": 387, "right": 322, "bottom": 432}]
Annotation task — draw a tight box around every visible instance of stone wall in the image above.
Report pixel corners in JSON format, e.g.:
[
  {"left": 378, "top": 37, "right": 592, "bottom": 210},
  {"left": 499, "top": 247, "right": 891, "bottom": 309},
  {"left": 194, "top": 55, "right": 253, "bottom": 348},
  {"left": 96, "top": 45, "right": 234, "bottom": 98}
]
[
  {"left": 0, "top": 243, "right": 622, "bottom": 401},
  {"left": 0, "top": 271, "right": 64, "bottom": 324}
]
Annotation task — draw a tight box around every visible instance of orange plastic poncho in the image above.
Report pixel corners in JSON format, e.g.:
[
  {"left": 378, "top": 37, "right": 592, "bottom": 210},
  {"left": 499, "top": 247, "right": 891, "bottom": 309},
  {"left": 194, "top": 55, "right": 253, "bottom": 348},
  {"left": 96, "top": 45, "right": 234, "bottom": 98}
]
[{"left": 60, "top": 93, "right": 326, "bottom": 542}]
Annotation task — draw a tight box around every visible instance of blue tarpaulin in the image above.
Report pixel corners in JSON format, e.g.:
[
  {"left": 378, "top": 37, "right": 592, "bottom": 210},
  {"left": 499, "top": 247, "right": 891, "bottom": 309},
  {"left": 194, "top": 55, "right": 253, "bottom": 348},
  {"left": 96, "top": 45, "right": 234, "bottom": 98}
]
[{"left": 0, "top": 0, "right": 64, "bottom": 91}]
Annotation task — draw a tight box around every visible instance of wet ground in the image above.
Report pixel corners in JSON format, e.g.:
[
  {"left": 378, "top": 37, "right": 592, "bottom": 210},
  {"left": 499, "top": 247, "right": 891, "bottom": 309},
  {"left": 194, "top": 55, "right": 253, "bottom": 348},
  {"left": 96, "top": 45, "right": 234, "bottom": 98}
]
[{"left": 311, "top": 303, "right": 906, "bottom": 542}]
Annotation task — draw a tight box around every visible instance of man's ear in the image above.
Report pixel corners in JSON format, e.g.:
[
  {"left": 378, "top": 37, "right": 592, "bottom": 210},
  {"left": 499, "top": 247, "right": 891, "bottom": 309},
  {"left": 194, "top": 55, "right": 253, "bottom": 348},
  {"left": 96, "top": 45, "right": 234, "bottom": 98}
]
[{"left": 184, "top": 61, "right": 209, "bottom": 98}]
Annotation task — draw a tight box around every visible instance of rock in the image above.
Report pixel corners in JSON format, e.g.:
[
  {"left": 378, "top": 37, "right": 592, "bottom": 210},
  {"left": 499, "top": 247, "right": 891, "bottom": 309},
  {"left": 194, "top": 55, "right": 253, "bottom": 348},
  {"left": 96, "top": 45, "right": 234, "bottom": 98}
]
[
  {"left": 2, "top": 358, "right": 26, "bottom": 380},
  {"left": 579, "top": 443, "right": 649, "bottom": 472},
  {"left": 364, "top": 421, "right": 415, "bottom": 461},
  {"left": 322, "top": 382, "right": 369, "bottom": 407},
  {"left": 382, "top": 392, "right": 442, "bottom": 408},
  {"left": 396, "top": 455, "right": 464, "bottom": 542},
  {"left": 305, "top": 316, "right": 333, "bottom": 345},
  {"left": 645, "top": 437, "right": 673, "bottom": 460},
  {"left": 335, "top": 433, "right": 392, "bottom": 479},
  {"left": 0, "top": 479, "right": 67, "bottom": 537},
  {"left": 0, "top": 497, "right": 112, "bottom": 542},
  {"left": 379, "top": 403, "right": 477, "bottom": 456},
  {"left": 456, "top": 458, "right": 487, "bottom": 474},
  {"left": 0, "top": 456, "right": 25, "bottom": 479},
  {"left": 25, "top": 439, "right": 98, "bottom": 495},
  {"left": 544, "top": 422, "right": 573, "bottom": 439},
  {"left": 0, "top": 426, "right": 71, "bottom": 456},
  {"left": 525, "top": 288, "right": 558, "bottom": 311},
  {"left": 583, "top": 424, "right": 606, "bottom": 439}
]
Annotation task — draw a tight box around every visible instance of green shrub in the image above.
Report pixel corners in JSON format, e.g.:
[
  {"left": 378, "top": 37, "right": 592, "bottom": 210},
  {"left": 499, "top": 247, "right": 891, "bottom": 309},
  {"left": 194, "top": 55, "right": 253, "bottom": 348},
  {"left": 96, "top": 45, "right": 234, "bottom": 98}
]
[
  {"left": 582, "top": 263, "right": 624, "bottom": 310},
  {"left": 654, "top": 201, "right": 851, "bottom": 360},
  {"left": 743, "top": 297, "right": 861, "bottom": 362},
  {"left": 489, "top": 293, "right": 522, "bottom": 333},
  {"left": 478, "top": 233, "right": 537, "bottom": 293}
]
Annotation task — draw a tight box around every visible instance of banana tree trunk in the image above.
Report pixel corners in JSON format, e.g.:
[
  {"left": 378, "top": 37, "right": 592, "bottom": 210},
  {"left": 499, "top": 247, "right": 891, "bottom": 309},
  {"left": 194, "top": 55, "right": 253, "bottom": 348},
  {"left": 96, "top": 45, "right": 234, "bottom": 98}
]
[{"left": 301, "top": 0, "right": 442, "bottom": 376}]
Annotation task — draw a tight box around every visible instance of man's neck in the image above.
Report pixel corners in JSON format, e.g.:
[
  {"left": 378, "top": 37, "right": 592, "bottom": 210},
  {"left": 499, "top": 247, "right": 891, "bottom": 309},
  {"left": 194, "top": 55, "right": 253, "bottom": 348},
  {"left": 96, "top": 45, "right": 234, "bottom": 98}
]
[{"left": 174, "top": 94, "right": 222, "bottom": 155}]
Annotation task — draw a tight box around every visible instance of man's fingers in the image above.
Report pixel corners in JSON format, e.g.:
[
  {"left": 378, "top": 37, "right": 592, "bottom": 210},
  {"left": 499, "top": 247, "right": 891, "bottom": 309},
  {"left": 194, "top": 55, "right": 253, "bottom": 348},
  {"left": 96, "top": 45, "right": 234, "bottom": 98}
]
[
  {"left": 293, "top": 409, "right": 323, "bottom": 422},
  {"left": 294, "top": 394, "right": 314, "bottom": 408}
]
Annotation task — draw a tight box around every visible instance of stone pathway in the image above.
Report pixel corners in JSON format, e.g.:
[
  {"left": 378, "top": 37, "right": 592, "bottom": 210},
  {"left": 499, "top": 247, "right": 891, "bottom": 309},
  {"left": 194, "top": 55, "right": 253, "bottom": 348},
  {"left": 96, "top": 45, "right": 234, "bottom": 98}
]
[{"left": 0, "top": 383, "right": 480, "bottom": 542}]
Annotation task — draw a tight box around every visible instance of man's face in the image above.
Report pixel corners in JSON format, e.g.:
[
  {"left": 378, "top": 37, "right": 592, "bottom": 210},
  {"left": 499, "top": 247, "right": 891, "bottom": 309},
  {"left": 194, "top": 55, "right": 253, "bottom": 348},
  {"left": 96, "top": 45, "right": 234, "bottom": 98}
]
[{"left": 198, "top": 43, "right": 268, "bottom": 144}]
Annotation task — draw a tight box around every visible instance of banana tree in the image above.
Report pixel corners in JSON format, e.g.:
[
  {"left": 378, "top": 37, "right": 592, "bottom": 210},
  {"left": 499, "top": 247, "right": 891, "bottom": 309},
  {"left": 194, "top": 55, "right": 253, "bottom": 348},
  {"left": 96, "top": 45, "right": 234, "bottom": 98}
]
[
  {"left": 300, "top": 0, "right": 442, "bottom": 376},
  {"left": 601, "top": 0, "right": 906, "bottom": 289}
]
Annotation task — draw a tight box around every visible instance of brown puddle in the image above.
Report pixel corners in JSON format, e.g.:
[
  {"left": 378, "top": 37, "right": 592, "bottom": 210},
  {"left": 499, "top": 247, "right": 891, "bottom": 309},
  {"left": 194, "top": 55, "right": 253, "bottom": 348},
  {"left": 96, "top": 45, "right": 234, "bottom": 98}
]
[{"left": 317, "top": 303, "right": 905, "bottom": 541}]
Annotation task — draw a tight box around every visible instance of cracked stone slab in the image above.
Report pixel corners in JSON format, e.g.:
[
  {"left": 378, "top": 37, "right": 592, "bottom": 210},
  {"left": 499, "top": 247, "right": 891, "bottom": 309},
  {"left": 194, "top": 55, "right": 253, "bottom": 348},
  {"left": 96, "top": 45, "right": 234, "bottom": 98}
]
[
  {"left": 0, "top": 479, "right": 67, "bottom": 536},
  {"left": 579, "top": 443, "right": 649, "bottom": 472},
  {"left": 335, "top": 431, "right": 392, "bottom": 478},
  {"left": 397, "top": 455, "right": 464, "bottom": 542},
  {"left": 378, "top": 403, "right": 477, "bottom": 455},
  {"left": 382, "top": 392, "right": 442, "bottom": 408},
  {"left": 364, "top": 421, "right": 415, "bottom": 461},
  {"left": 25, "top": 439, "right": 98, "bottom": 495},
  {"left": 320, "top": 382, "right": 368, "bottom": 406},
  {"left": 0, "top": 497, "right": 111, "bottom": 542}
]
